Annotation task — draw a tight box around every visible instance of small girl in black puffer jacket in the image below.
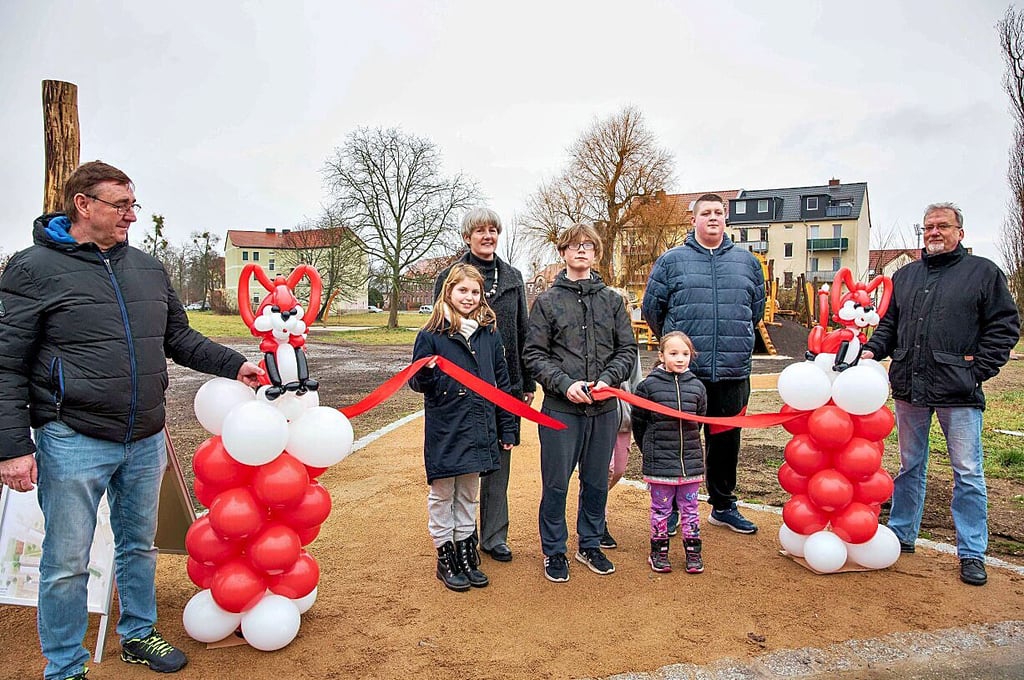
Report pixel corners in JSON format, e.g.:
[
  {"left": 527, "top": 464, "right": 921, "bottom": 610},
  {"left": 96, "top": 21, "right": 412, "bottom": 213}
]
[{"left": 632, "top": 331, "right": 707, "bottom": 574}]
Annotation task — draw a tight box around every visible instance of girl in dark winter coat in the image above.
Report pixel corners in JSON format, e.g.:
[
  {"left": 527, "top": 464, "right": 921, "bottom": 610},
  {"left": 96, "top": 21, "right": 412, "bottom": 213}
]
[
  {"left": 409, "top": 264, "right": 518, "bottom": 592},
  {"left": 632, "top": 331, "right": 708, "bottom": 574}
]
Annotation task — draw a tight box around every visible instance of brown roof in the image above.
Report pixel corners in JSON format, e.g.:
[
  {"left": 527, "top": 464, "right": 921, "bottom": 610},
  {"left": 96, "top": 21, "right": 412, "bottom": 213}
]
[
  {"left": 625, "top": 189, "right": 742, "bottom": 226},
  {"left": 226, "top": 227, "right": 354, "bottom": 249},
  {"left": 868, "top": 248, "right": 921, "bottom": 272},
  {"left": 404, "top": 253, "right": 461, "bottom": 277}
]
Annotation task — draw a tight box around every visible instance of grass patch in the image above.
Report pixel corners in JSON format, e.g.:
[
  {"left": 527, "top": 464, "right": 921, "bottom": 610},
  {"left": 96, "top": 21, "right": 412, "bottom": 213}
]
[
  {"left": 314, "top": 328, "right": 420, "bottom": 346},
  {"left": 185, "top": 310, "right": 426, "bottom": 346},
  {"left": 921, "top": 390, "right": 1024, "bottom": 481},
  {"left": 185, "top": 311, "right": 251, "bottom": 339}
]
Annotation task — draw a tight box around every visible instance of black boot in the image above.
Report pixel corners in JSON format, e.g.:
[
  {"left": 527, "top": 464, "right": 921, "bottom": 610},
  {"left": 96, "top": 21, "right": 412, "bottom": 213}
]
[
  {"left": 455, "top": 537, "right": 489, "bottom": 588},
  {"left": 436, "top": 541, "right": 470, "bottom": 592},
  {"left": 684, "top": 537, "right": 704, "bottom": 574},
  {"left": 648, "top": 539, "right": 671, "bottom": 573}
]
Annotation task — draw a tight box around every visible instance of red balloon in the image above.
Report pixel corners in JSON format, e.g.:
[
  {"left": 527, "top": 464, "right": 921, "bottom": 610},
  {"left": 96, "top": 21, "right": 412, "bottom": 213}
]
[
  {"left": 852, "top": 406, "right": 895, "bottom": 442},
  {"left": 295, "top": 525, "right": 321, "bottom": 546},
  {"left": 784, "top": 434, "right": 831, "bottom": 477},
  {"left": 853, "top": 469, "right": 894, "bottom": 505},
  {"left": 208, "top": 487, "right": 266, "bottom": 540},
  {"left": 834, "top": 437, "right": 884, "bottom": 482},
  {"left": 247, "top": 523, "right": 302, "bottom": 575},
  {"left": 186, "top": 556, "right": 217, "bottom": 589},
  {"left": 782, "top": 494, "right": 830, "bottom": 535},
  {"left": 210, "top": 558, "right": 267, "bottom": 613},
  {"left": 777, "top": 462, "right": 809, "bottom": 496},
  {"left": 830, "top": 502, "right": 879, "bottom": 544},
  {"left": 305, "top": 464, "right": 328, "bottom": 479},
  {"left": 185, "top": 516, "right": 242, "bottom": 566},
  {"left": 807, "top": 405, "right": 854, "bottom": 449},
  {"left": 193, "top": 477, "right": 226, "bottom": 509},
  {"left": 274, "top": 482, "right": 332, "bottom": 529},
  {"left": 807, "top": 469, "right": 854, "bottom": 512},
  {"left": 268, "top": 551, "right": 320, "bottom": 599},
  {"left": 780, "top": 404, "right": 811, "bottom": 436},
  {"left": 193, "top": 436, "right": 255, "bottom": 488},
  {"left": 253, "top": 453, "right": 309, "bottom": 508}
]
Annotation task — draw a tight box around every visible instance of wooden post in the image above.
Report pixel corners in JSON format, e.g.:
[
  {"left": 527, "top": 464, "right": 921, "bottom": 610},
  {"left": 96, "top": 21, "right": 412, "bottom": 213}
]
[{"left": 42, "top": 80, "right": 80, "bottom": 213}]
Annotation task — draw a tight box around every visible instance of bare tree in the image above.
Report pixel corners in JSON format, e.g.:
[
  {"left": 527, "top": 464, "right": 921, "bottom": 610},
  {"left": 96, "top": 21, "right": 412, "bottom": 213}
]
[
  {"left": 188, "top": 230, "right": 222, "bottom": 310},
  {"left": 277, "top": 216, "right": 369, "bottom": 321},
  {"left": 0, "top": 248, "right": 11, "bottom": 277},
  {"left": 521, "top": 106, "right": 675, "bottom": 283},
  {"left": 141, "top": 214, "right": 169, "bottom": 258},
  {"left": 499, "top": 212, "right": 529, "bottom": 271},
  {"left": 999, "top": 6, "right": 1024, "bottom": 312},
  {"left": 322, "top": 127, "right": 478, "bottom": 328}
]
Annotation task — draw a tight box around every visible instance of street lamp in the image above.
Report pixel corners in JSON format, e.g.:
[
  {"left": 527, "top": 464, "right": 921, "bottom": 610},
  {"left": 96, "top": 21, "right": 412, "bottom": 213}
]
[{"left": 913, "top": 223, "right": 922, "bottom": 249}]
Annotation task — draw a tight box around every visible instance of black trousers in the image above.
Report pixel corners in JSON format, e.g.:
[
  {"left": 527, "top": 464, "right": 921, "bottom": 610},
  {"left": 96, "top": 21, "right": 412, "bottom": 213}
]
[{"left": 700, "top": 377, "right": 751, "bottom": 511}]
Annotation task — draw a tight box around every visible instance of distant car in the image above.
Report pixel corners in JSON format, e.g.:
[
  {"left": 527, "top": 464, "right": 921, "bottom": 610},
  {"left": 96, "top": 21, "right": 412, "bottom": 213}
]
[
  {"left": 418, "top": 304, "right": 433, "bottom": 314},
  {"left": 367, "top": 305, "right": 384, "bottom": 313},
  {"left": 184, "top": 302, "right": 204, "bottom": 311}
]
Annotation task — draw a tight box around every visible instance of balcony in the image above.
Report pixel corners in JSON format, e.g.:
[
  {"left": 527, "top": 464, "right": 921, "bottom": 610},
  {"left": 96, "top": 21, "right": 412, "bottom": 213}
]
[
  {"left": 825, "top": 205, "right": 853, "bottom": 217},
  {"left": 807, "top": 268, "right": 841, "bottom": 281},
  {"left": 806, "top": 237, "right": 848, "bottom": 251},
  {"left": 737, "top": 240, "right": 769, "bottom": 254}
]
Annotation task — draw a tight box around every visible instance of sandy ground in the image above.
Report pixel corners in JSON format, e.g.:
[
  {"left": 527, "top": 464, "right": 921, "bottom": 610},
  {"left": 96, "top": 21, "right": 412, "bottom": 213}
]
[{"left": 2, "top": 407, "right": 1023, "bottom": 680}]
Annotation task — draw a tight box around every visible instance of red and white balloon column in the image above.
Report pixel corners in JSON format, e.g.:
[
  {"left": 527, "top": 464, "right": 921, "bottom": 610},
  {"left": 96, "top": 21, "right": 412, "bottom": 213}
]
[
  {"left": 775, "top": 269, "right": 901, "bottom": 573},
  {"left": 181, "top": 265, "right": 353, "bottom": 650}
]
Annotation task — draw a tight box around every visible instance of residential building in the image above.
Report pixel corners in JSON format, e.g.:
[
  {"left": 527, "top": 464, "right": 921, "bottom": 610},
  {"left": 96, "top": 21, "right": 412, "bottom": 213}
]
[
  {"left": 868, "top": 248, "right": 922, "bottom": 278},
  {"left": 726, "top": 178, "right": 871, "bottom": 287},
  {"left": 397, "top": 254, "right": 461, "bottom": 311},
  {"left": 224, "top": 227, "right": 368, "bottom": 314}
]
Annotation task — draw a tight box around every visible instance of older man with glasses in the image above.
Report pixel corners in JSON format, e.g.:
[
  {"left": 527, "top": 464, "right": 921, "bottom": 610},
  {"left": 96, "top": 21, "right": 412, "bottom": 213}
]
[
  {"left": 862, "top": 201, "right": 1019, "bottom": 587},
  {"left": 0, "top": 161, "right": 263, "bottom": 679}
]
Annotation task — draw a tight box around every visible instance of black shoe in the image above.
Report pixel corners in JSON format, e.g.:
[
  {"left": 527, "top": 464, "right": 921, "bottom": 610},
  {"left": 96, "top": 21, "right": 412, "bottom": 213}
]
[
  {"left": 436, "top": 541, "right": 471, "bottom": 592},
  {"left": 667, "top": 510, "right": 680, "bottom": 537},
  {"left": 575, "top": 547, "right": 615, "bottom": 575},
  {"left": 455, "top": 537, "right": 489, "bottom": 588},
  {"left": 684, "top": 538, "right": 704, "bottom": 574},
  {"left": 121, "top": 629, "right": 187, "bottom": 673},
  {"left": 63, "top": 669, "right": 89, "bottom": 680},
  {"left": 544, "top": 553, "right": 570, "bottom": 582},
  {"left": 599, "top": 528, "right": 618, "bottom": 550},
  {"left": 959, "top": 558, "right": 988, "bottom": 586},
  {"left": 648, "top": 539, "right": 671, "bottom": 573},
  {"left": 900, "top": 541, "right": 916, "bottom": 554},
  {"left": 482, "top": 543, "right": 513, "bottom": 562}
]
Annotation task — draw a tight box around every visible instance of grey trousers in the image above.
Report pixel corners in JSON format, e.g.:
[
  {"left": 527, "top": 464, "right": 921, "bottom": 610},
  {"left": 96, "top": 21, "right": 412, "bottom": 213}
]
[
  {"left": 479, "top": 446, "right": 512, "bottom": 551},
  {"left": 428, "top": 473, "right": 479, "bottom": 547},
  {"left": 538, "top": 407, "right": 617, "bottom": 556}
]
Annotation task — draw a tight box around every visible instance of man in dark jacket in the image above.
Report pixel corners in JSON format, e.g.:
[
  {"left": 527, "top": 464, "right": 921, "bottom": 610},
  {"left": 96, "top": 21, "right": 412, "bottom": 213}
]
[
  {"left": 642, "top": 194, "right": 766, "bottom": 534},
  {"left": 433, "top": 207, "right": 534, "bottom": 562},
  {"left": 862, "top": 202, "right": 1019, "bottom": 587},
  {"left": 524, "top": 224, "right": 638, "bottom": 583},
  {"left": 0, "top": 161, "right": 262, "bottom": 680}
]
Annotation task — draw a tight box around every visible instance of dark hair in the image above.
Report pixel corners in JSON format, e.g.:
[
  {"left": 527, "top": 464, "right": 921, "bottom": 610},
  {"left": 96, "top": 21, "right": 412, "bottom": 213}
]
[
  {"left": 692, "top": 193, "right": 725, "bottom": 217},
  {"left": 556, "top": 223, "right": 603, "bottom": 262},
  {"left": 63, "top": 161, "right": 133, "bottom": 222}
]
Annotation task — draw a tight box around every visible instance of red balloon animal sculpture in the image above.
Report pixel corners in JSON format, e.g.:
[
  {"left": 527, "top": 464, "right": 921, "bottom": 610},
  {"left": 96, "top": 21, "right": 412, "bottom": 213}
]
[
  {"left": 775, "top": 267, "right": 900, "bottom": 573},
  {"left": 181, "top": 265, "right": 354, "bottom": 651}
]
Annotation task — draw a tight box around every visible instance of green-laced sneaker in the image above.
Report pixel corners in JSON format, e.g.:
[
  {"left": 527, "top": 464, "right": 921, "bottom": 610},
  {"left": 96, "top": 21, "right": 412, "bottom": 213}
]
[
  {"left": 63, "top": 668, "right": 89, "bottom": 680},
  {"left": 121, "top": 629, "right": 187, "bottom": 673}
]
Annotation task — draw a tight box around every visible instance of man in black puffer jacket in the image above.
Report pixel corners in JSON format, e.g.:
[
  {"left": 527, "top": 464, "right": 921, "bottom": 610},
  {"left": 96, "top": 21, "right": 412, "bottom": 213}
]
[
  {"left": 862, "top": 201, "right": 1019, "bottom": 588},
  {"left": 0, "top": 161, "right": 263, "bottom": 680},
  {"left": 524, "top": 223, "right": 637, "bottom": 583}
]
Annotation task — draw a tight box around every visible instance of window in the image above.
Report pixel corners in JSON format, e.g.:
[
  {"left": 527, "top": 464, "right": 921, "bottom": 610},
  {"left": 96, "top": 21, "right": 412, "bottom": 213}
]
[
  {"left": 784, "top": 271, "right": 793, "bottom": 288},
  {"left": 269, "top": 258, "right": 275, "bottom": 272},
  {"left": 833, "top": 257, "right": 842, "bottom": 271},
  {"left": 735, "top": 201, "right": 746, "bottom": 214},
  {"left": 760, "top": 228, "right": 768, "bottom": 241},
  {"left": 784, "top": 243, "right": 793, "bottom": 258},
  {"left": 832, "top": 224, "right": 842, "bottom": 238},
  {"left": 757, "top": 199, "right": 769, "bottom": 213},
  {"left": 807, "top": 197, "right": 818, "bottom": 211},
  {"left": 810, "top": 257, "right": 820, "bottom": 271},
  {"left": 740, "top": 228, "right": 749, "bottom": 242},
  {"left": 809, "top": 225, "right": 820, "bottom": 238},
  {"left": 242, "top": 251, "right": 249, "bottom": 261},
  {"left": 253, "top": 251, "right": 260, "bottom": 262},
  {"left": 785, "top": 224, "right": 793, "bottom": 230}
]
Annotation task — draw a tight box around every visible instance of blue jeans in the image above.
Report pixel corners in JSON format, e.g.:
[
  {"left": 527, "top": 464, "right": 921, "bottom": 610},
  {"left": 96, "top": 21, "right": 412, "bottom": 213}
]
[
  {"left": 890, "top": 401, "right": 987, "bottom": 560},
  {"left": 35, "top": 421, "right": 166, "bottom": 680}
]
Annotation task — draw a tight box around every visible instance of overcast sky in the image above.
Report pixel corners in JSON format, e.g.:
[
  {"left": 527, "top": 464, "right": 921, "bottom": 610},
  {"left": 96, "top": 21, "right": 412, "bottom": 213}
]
[{"left": 0, "top": 0, "right": 1015, "bottom": 268}]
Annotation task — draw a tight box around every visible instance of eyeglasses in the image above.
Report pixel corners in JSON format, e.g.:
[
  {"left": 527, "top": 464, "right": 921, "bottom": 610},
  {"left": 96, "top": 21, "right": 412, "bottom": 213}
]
[
  {"left": 84, "top": 194, "right": 142, "bottom": 216},
  {"left": 923, "top": 223, "right": 959, "bottom": 233},
  {"left": 568, "top": 242, "right": 596, "bottom": 251}
]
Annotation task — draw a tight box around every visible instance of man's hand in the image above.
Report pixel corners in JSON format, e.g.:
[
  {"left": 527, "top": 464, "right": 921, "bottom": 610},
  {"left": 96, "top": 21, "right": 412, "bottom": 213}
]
[
  {"left": 567, "top": 381, "right": 594, "bottom": 404},
  {"left": 521, "top": 392, "right": 534, "bottom": 404},
  {"left": 236, "top": 362, "right": 265, "bottom": 388},
  {"left": 860, "top": 350, "right": 875, "bottom": 360},
  {"left": 0, "top": 455, "right": 38, "bottom": 493}
]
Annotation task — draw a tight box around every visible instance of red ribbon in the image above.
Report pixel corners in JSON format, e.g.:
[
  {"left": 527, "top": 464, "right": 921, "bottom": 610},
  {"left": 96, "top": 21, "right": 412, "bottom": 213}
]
[
  {"left": 593, "top": 385, "right": 804, "bottom": 431},
  {"left": 339, "top": 355, "right": 567, "bottom": 431}
]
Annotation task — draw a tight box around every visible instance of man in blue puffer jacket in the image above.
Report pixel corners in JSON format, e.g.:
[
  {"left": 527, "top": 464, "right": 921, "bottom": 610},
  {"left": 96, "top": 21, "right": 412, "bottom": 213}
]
[{"left": 642, "top": 194, "right": 766, "bottom": 534}]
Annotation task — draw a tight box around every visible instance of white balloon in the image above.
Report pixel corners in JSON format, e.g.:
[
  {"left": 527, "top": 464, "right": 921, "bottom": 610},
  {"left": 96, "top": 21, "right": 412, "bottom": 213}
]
[
  {"left": 287, "top": 407, "right": 354, "bottom": 467},
  {"left": 802, "top": 530, "right": 849, "bottom": 574},
  {"left": 778, "top": 523, "right": 808, "bottom": 558},
  {"left": 275, "top": 347, "right": 299, "bottom": 385},
  {"left": 240, "top": 594, "right": 302, "bottom": 651},
  {"left": 183, "top": 589, "right": 242, "bottom": 643},
  {"left": 221, "top": 401, "right": 290, "bottom": 465},
  {"left": 858, "top": 358, "right": 890, "bottom": 384},
  {"left": 291, "top": 585, "right": 318, "bottom": 614},
  {"left": 193, "top": 378, "right": 255, "bottom": 435},
  {"left": 831, "top": 365, "right": 890, "bottom": 415},
  {"left": 274, "top": 390, "right": 321, "bottom": 422},
  {"left": 777, "top": 362, "right": 832, "bottom": 411},
  {"left": 813, "top": 353, "right": 840, "bottom": 383},
  {"left": 845, "top": 524, "right": 901, "bottom": 570}
]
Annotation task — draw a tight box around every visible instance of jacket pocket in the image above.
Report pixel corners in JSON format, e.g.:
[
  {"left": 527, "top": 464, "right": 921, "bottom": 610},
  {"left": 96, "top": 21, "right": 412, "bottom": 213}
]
[
  {"left": 930, "top": 350, "right": 978, "bottom": 401},
  {"left": 888, "top": 348, "right": 910, "bottom": 395},
  {"left": 49, "top": 357, "right": 65, "bottom": 416}
]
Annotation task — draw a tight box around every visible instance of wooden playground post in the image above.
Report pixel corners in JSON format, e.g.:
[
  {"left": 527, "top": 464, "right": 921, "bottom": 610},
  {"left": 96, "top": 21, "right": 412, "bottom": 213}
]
[{"left": 42, "top": 80, "right": 80, "bottom": 213}]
